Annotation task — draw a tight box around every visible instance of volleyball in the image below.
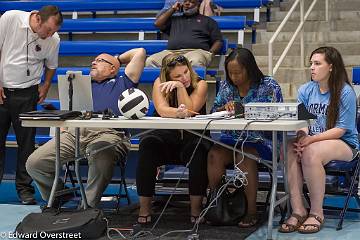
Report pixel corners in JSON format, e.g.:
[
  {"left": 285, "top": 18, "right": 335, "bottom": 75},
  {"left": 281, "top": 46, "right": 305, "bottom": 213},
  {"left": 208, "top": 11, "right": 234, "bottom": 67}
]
[{"left": 118, "top": 88, "right": 149, "bottom": 119}]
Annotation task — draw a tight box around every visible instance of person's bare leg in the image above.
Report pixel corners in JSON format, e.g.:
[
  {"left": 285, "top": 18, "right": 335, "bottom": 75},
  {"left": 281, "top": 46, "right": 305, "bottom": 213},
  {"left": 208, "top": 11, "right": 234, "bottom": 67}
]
[
  {"left": 190, "top": 195, "right": 204, "bottom": 222},
  {"left": 138, "top": 196, "right": 153, "bottom": 223},
  {"left": 207, "top": 145, "right": 232, "bottom": 189},
  {"left": 299, "top": 140, "right": 353, "bottom": 232},
  {"left": 237, "top": 147, "right": 259, "bottom": 227},
  {"left": 281, "top": 139, "right": 308, "bottom": 230}
]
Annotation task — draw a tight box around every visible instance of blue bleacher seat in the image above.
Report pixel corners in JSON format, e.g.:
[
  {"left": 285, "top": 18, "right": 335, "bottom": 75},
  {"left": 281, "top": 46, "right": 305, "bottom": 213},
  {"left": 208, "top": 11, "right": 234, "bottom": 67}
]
[
  {"left": 59, "top": 39, "right": 228, "bottom": 56},
  {"left": 60, "top": 17, "right": 247, "bottom": 43},
  {"left": 0, "top": 0, "right": 165, "bottom": 13},
  {"left": 353, "top": 67, "right": 360, "bottom": 85},
  {"left": 44, "top": 66, "right": 207, "bottom": 84},
  {"left": 0, "top": 0, "right": 270, "bottom": 13},
  {"left": 214, "top": 0, "right": 272, "bottom": 8},
  {"left": 6, "top": 134, "right": 52, "bottom": 145},
  {"left": 60, "top": 16, "right": 247, "bottom": 33}
]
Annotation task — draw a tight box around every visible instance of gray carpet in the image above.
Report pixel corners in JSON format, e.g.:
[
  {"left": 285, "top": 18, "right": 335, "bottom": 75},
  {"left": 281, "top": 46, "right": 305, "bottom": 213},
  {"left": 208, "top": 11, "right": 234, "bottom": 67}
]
[{"left": 103, "top": 201, "right": 263, "bottom": 240}]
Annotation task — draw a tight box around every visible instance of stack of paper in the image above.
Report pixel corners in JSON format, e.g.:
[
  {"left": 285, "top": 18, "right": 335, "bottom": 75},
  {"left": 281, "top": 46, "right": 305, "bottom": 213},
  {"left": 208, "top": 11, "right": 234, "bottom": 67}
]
[{"left": 191, "top": 111, "right": 233, "bottom": 119}]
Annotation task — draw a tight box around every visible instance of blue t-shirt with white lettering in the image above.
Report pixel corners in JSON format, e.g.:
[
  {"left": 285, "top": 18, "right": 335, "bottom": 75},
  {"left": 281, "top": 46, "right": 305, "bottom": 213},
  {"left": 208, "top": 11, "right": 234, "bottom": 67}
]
[
  {"left": 298, "top": 81, "right": 359, "bottom": 149},
  {"left": 91, "top": 74, "right": 138, "bottom": 116}
]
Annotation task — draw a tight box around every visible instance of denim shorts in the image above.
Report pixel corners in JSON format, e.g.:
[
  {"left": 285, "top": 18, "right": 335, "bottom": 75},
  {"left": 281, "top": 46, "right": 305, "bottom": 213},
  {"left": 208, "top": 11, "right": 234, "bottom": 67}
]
[{"left": 342, "top": 140, "right": 359, "bottom": 160}]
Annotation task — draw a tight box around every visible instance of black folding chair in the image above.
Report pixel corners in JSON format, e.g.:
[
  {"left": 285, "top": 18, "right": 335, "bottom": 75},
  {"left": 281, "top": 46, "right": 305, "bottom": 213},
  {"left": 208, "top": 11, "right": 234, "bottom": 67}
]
[
  {"left": 323, "top": 155, "right": 360, "bottom": 230},
  {"left": 64, "top": 156, "right": 131, "bottom": 211}
]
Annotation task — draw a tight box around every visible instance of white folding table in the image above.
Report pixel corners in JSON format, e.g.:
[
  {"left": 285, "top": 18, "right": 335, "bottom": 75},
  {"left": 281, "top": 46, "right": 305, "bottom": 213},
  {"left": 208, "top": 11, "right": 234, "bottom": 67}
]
[{"left": 22, "top": 116, "right": 309, "bottom": 239}]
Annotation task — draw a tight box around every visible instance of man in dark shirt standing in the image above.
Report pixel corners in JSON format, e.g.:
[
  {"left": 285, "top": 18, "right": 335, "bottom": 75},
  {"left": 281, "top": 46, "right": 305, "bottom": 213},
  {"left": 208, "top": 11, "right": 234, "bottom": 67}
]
[{"left": 146, "top": 0, "right": 223, "bottom": 67}]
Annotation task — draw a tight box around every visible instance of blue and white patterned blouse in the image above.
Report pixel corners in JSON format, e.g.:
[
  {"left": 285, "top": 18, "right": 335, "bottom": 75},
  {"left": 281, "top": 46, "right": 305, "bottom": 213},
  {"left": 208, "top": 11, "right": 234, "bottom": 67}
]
[{"left": 211, "top": 76, "right": 283, "bottom": 151}]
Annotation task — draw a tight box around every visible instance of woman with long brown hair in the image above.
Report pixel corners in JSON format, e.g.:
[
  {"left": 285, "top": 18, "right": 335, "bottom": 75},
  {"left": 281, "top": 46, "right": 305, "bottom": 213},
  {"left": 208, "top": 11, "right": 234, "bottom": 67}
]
[
  {"left": 279, "top": 47, "right": 359, "bottom": 234},
  {"left": 136, "top": 53, "right": 210, "bottom": 225}
]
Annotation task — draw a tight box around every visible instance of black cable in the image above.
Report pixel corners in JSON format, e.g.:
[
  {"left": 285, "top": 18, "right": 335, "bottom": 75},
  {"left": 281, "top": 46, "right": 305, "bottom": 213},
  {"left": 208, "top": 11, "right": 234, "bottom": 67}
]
[
  {"left": 130, "top": 114, "right": 294, "bottom": 239},
  {"left": 189, "top": 113, "right": 296, "bottom": 235},
  {"left": 26, "top": 28, "right": 39, "bottom": 77},
  {"left": 67, "top": 73, "right": 75, "bottom": 111},
  {"left": 132, "top": 116, "right": 236, "bottom": 240}
]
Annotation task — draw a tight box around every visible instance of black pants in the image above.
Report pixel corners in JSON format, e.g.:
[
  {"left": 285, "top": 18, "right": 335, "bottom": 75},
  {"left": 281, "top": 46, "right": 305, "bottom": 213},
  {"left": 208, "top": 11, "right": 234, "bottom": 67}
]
[
  {"left": 0, "top": 86, "right": 38, "bottom": 195},
  {"left": 136, "top": 129, "right": 210, "bottom": 197}
]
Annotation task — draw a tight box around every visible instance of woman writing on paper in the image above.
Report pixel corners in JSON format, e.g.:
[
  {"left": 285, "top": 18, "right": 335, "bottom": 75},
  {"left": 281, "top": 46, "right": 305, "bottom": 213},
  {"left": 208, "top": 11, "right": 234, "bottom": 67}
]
[
  {"left": 207, "top": 48, "right": 283, "bottom": 227},
  {"left": 279, "top": 47, "right": 359, "bottom": 234},
  {"left": 136, "top": 54, "right": 211, "bottom": 225}
]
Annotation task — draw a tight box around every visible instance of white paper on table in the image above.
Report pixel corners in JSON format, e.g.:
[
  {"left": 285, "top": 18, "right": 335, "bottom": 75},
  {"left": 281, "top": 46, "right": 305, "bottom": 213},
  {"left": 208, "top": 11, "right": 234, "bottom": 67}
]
[{"left": 191, "top": 111, "right": 233, "bottom": 119}]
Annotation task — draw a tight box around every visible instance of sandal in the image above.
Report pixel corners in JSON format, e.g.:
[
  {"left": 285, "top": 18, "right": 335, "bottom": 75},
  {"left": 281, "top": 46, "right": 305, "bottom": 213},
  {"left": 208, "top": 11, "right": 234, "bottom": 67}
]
[
  {"left": 190, "top": 215, "right": 205, "bottom": 224},
  {"left": 238, "top": 213, "right": 258, "bottom": 228},
  {"left": 137, "top": 215, "right": 152, "bottom": 226},
  {"left": 298, "top": 213, "right": 324, "bottom": 234},
  {"left": 278, "top": 213, "right": 307, "bottom": 233}
]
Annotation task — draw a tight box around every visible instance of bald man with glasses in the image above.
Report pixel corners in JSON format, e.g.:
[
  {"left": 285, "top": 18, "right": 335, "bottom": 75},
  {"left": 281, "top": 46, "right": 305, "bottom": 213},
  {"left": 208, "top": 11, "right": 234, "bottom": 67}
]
[{"left": 26, "top": 48, "right": 146, "bottom": 209}]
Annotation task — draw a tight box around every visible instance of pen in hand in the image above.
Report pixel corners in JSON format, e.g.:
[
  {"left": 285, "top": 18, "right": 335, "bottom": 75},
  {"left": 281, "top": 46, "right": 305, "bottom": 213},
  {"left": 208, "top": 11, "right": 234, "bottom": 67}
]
[{"left": 187, "top": 109, "right": 200, "bottom": 115}]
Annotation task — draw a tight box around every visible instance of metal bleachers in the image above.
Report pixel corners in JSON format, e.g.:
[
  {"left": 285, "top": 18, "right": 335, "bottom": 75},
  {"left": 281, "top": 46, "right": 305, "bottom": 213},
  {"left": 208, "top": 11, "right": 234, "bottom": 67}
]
[
  {"left": 59, "top": 39, "right": 228, "bottom": 56},
  {"left": 0, "top": 0, "right": 273, "bottom": 16},
  {"left": 60, "top": 16, "right": 250, "bottom": 44}
]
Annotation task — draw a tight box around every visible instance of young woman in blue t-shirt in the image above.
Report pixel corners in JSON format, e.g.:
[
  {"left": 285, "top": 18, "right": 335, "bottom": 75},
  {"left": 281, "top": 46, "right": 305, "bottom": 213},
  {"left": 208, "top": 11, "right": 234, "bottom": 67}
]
[{"left": 279, "top": 47, "right": 359, "bottom": 234}]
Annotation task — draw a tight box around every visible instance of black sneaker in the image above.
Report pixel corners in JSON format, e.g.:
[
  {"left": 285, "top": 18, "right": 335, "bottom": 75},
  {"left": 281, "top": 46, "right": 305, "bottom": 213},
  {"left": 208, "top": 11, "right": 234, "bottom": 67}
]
[
  {"left": 19, "top": 192, "right": 37, "bottom": 205},
  {"left": 40, "top": 192, "right": 76, "bottom": 211}
]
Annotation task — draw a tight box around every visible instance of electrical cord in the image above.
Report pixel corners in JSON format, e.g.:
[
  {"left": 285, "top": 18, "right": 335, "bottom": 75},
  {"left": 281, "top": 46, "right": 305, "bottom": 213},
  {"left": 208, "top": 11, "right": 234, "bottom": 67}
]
[
  {"left": 135, "top": 116, "right": 248, "bottom": 239},
  {"left": 132, "top": 115, "right": 248, "bottom": 239},
  {"left": 105, "top": 218, "right": 127, "bottom": 240},
  {"left": 190, "top": 113, "right": 295, "bottom": 235},
  {"left": 64, "top": 128, "right": 155, "bottom": 240},
  {"left": 131, "top": 117, "right": 228, "bottom": 240},
  {"left": 94, "top": 113, "right": 292, "bottom": 239}
]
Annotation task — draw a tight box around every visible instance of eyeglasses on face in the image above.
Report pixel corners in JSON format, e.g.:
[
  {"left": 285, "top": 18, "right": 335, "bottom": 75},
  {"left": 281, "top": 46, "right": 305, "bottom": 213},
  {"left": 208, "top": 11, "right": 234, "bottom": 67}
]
[
  {"left": 94, "top": 58, "right": 114, "bottom": 66},
  {"left": 167, "top": 55, "right": 187, "bottom": 67}
]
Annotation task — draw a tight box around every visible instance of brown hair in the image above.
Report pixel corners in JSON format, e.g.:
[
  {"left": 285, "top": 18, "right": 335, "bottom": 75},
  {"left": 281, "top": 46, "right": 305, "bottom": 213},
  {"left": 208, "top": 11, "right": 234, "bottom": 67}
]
[
  {"left": 159, "top": 54, "right": 199, "bottom": 105},
  {"left": 310, "top": 46, "right": 351, "bottom": 129},
  {"left": 38, "top": 5, "right": 63, "bottom": 26}
]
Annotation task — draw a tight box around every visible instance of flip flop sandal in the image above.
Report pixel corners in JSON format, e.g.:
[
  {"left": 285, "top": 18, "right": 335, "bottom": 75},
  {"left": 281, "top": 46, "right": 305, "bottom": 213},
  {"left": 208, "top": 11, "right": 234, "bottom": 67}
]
[
  {"left": 238, "top": 214, "right": 258, "bottom": 228},
  {"left": 278, "top": 213, "right": 308, "bottom": 233},
  {"left": 136, "top": 215, "right": 152, "bottom": 227},
  {"left": 190, "top": 215, "right": 205, "bottom": 224}
]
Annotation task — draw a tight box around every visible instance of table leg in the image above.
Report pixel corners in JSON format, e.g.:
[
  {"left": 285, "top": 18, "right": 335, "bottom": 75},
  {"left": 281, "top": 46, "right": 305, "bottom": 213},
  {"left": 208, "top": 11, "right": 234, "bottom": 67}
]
[
  {"left": 47, "top": 127, "right": 61, "bottom": 208},
  {"left": 267, "top": 131, "right": 278, "bottom": 240},
  {"left": 282, "top": 132, "right": 291, "bottom": 218},
  {"left": 74, "top": 127, "right": 88, "bottom": 209}
]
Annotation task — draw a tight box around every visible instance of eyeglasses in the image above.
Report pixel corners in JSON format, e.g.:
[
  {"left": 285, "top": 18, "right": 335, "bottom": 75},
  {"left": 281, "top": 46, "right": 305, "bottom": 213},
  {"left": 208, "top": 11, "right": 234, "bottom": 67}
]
[
  {"left": 94, "top": 58, "right": 114, "bottom": 66},
  {"left": 167, "top": 55, "right": 187, "bottom": 67}
]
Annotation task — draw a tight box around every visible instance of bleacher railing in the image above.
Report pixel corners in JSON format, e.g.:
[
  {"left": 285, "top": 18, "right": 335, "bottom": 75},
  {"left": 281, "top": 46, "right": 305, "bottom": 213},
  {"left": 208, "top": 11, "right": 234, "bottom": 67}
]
[{"left": 268, "top": 0, "right": 329, "bottom": 76}]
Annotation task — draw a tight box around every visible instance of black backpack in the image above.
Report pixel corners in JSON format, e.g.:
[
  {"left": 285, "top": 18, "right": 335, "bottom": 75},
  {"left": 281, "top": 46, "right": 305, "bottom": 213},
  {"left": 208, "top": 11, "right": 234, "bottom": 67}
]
[
  {"left": 15, "top": 208, "right": 107, "bottom": 239},
  {"left": 205, "top": 180, "right": 247, "bottom": 226}
]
